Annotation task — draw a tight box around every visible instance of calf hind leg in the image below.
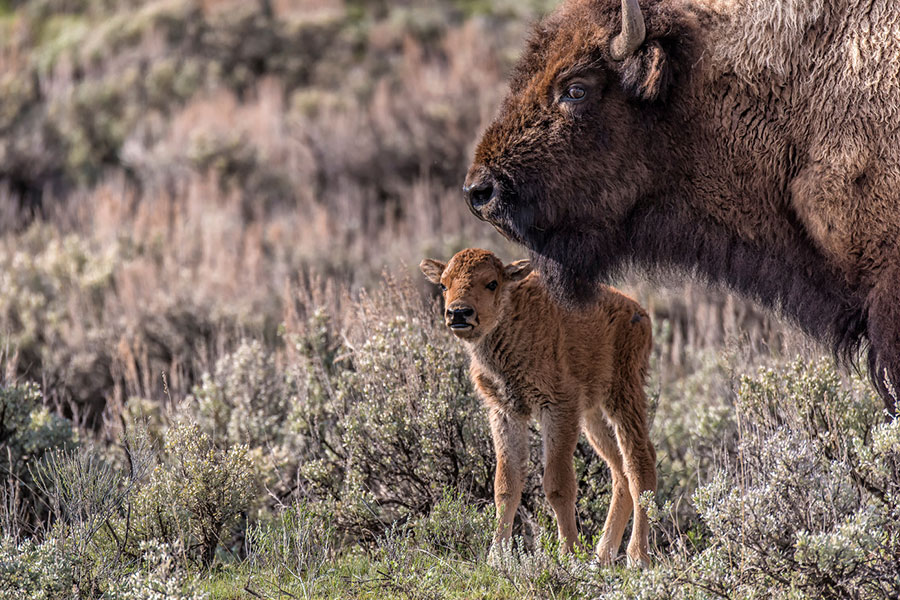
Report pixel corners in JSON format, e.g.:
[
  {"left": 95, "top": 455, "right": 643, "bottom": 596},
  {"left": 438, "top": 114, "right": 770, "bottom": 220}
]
[
  {"left": 606, "top": 388, "right": 657, "bottom": 567},
  {"left": 582, "top": 407, "right": 632, "bottom": 565}
]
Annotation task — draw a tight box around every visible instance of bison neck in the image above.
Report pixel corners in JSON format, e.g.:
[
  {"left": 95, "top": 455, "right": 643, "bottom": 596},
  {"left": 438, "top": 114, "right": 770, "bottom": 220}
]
[{"left": 622, "top": 200, "right": 867, "bottom": 362}]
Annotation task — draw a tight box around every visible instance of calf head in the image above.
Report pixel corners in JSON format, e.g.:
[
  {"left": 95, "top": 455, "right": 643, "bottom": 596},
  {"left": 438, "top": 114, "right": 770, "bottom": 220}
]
[
  {"left": 420, "top": 248, "right": 532, "bottom": 340},
  {"left": 465, "top": 0, "right": 688, "bottom": 304}
]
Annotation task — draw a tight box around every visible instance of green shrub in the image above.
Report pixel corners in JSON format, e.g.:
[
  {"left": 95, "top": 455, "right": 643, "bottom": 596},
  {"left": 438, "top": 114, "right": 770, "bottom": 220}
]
[
  {"left": 0, "top": 536, "right": 207, "bottom": 600},
  {"left": 0, "top": 536, "right": 78, "bottom": 600},
  {"left": 410, "top": 489, "right": 494, "bottom": 561},
  {"left": 102, "top": 541, "right": 209, "bottom": 600},
  {"left": 189, "top": 339, "right": 299, "bottom": 498},
  {"left": 244, "top": 500, "right": 337, "bottom": 597},
  {"left": 487, "top": 529, "right": 595, "bottom": 599},
  {"left": 131, "top": 420, "right": 256, "bottom": 566},
  {"left": 683, "top": 360, "right": 900, "bottom": 599},
  {"left": 287, "top": 281, "right": 498, "bottom": 537},
  {"left": 356, "top": 491, "right": 497, "bottom": 600},
  {"left": 594, "top": 359, "right": 900, "bottom": 600},
  {"left": 0, "top": 380, "right": 76, "bottom": 535}
]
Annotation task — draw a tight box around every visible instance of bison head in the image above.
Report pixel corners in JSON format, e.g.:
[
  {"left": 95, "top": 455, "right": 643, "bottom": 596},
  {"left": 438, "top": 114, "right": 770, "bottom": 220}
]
[{"left": 466, "top": 0, "right": 684, "bottom": 304}]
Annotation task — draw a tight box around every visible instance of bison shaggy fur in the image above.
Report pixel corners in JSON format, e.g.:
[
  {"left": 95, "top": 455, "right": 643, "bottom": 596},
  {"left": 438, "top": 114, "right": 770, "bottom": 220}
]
[{"left": 464, "top": 0, "right": 900, "bottom": 412}]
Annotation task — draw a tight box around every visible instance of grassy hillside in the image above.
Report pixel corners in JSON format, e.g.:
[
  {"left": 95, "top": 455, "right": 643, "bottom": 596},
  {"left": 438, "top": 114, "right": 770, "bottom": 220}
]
[{"left": 2, "top": 1, "right": 899, "bottom": 599}]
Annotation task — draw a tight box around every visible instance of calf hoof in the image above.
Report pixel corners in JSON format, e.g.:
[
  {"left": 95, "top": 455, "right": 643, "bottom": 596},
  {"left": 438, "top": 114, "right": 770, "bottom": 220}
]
[
  {"left": 594, "top": 543, "right": 619, "bottom": 566},
  {"left": 626, "top": 547, "right": 651, "bottom": 568},
  {"left": 487, "top": 539, "right": 511, "bottom": 567}
]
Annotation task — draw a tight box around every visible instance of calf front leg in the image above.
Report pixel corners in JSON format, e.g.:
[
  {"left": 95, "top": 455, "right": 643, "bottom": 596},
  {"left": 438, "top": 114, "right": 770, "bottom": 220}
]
[
  {"left": 540, "top": 405, "right": 580, "bottom": 552},
  {"left": 487, "top": 406, "right": 529, "bottom": 547}
]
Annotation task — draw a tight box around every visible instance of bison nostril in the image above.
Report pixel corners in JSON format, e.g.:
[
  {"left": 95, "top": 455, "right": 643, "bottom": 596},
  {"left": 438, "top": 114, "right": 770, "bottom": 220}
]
[
  {"left": 466, "top": 181, "right": 494, "bottom": 209},
  {"left": 463, "top": 173, "right": 497, "bottom": 219}
]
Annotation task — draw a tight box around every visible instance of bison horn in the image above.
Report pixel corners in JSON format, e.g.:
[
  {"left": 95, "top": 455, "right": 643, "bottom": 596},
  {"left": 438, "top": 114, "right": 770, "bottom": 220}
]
[{"left": 610, "top": 0, "right": 646, "bottom": 60}]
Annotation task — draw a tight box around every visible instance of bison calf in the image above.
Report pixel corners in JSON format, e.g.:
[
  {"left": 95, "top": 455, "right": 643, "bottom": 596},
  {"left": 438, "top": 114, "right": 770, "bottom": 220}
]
[{"left": 420, "top": 248, "right": 656, "bottom": 566}]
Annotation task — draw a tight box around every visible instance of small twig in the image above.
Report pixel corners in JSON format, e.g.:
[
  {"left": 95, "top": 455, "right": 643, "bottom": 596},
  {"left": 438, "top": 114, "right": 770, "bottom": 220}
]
[
  {"left": 161, "top": 371, "right": 172, "bottom": 408},
  {"left": 242, "top": 584, "right": 266, "bottom": 599}
]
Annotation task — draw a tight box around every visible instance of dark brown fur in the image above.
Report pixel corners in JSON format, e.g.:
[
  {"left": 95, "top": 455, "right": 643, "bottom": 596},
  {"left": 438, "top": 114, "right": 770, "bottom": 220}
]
[
  {"left": 421, "top": 248, "right": 656, "bottom": 566},
  {"left": 465, "top": 0, "right": 900, "bottom": 412}
]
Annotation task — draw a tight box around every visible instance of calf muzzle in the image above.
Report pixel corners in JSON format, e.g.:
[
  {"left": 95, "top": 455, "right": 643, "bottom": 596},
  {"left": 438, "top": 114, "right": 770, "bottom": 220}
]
[{"left": 446, "top": 306, "right": 475, "bottom": 329}]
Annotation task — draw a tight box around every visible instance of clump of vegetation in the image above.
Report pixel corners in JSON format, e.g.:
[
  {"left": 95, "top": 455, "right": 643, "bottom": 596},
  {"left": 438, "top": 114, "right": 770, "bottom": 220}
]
[
  {"left": 683, "top": 360, "right": 900, "bottom": 599},
  {"left": 0, "top": 380, "right": 77, "bottom": 535},
  {"left": 130, "top": 420, "right": 256, "bottom": 566},
  {"left": 102, "top": 540, "right": 209, "bottom": 600},
  {"left": 0, "top": 536, "right": 80, "bottom": 600},
  {"left": 289, "top": 287, "right": 497, "bottom": 536},
  {"left": 244, "top": 501, "right": 338, "bottom": 595},
  {"left": 0, "top": 535, "right": 208, "bottom": 600},
  {"left": 5, "top": 304, "right": 900, "bottom": 599}
]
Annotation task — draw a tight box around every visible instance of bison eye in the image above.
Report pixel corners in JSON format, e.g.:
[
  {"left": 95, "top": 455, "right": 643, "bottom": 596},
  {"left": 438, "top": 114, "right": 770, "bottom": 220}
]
[
  {"left": 486, "top": 281, "right": 498, "bottom": 291},
  {"left": 440, "top": 283, "right": 447, "bottom": 292},
  {"left": 562, "top": 84, "right": 586, "bottom": 102}
]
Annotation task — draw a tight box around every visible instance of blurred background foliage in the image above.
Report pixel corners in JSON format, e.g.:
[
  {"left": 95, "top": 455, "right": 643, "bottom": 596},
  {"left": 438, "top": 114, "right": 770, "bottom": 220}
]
[{"left": 1, "top": 1, "right": 897, "bottom": 599}]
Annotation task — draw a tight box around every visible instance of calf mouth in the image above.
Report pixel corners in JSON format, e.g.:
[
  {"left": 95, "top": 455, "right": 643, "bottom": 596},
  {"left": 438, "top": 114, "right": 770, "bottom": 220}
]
[{"left": 449, "top": 323, "right": 474, "bottom": 331}]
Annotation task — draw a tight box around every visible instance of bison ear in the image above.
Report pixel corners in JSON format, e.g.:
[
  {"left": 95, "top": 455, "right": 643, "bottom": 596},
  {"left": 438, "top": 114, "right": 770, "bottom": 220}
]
[
  {"left": 619, "top": 40, "right": 672, "bottom": 102},
  {"left": 419, "top": 259, "right": 446, "bottom": 284},
  {"left": 504, "top": 259, "right": 533, "bottom": 282}
]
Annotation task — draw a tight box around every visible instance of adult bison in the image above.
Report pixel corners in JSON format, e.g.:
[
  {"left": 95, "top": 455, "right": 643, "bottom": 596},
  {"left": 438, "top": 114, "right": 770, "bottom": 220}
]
[{"left": 464, "top": 0, "right": 900, "bottom": 412}]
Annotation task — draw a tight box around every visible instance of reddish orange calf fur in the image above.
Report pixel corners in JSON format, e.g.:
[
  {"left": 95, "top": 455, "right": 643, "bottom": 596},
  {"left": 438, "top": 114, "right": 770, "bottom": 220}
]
[{"left": 421, "top": 248, "right": 656, "bottom": 566}]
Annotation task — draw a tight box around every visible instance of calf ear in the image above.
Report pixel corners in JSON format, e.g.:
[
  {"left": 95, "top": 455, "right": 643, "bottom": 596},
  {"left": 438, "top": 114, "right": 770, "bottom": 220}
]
[
  {"left": 504, "top": 259, "right": 532, "bottom": 281},
  {"left": 419, "top": 259, "right": 446, "bottom": 284},
  {"left": 619, "top": 40, "right": 672, "bottom": 102}
]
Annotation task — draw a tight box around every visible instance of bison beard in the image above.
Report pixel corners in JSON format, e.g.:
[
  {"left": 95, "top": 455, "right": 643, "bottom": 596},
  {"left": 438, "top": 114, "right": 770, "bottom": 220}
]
[
  {"left": 487, "top": 175, "right": 628, "bottom": 307},
  {"left": 519, "top": 198, "right": 872, "bottom": 402},
  {"left": 527, "top": 228, "right": 621, "bottom": 307}
]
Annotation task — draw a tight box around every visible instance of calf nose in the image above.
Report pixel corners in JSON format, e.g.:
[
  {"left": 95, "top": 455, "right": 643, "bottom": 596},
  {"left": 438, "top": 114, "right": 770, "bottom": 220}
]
[{"left": 446, "top": 307, "right": 475, "bottom": 320}]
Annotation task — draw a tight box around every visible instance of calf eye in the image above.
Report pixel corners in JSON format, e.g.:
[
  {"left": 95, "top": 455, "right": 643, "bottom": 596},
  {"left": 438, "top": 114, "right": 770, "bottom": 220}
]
[
  {"left": 562, "top": 84, "right": 586, "bottom": 102},
  {"left": 440, "top": 283, "right": 447, "bottom": 292},
  {"left": 486, "top": 281, "right": 498, "bottom": 291}
]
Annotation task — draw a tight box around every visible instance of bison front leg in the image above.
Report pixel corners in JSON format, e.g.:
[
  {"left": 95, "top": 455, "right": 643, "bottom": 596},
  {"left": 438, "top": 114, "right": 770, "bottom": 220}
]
[
  {"left": 540, "top": 405, "right": 580, "bottom": 553},
  {"left": 487, "top": 406, "right": 529, "bottom": 549}
]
